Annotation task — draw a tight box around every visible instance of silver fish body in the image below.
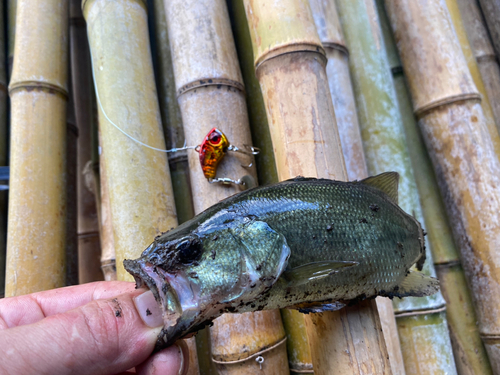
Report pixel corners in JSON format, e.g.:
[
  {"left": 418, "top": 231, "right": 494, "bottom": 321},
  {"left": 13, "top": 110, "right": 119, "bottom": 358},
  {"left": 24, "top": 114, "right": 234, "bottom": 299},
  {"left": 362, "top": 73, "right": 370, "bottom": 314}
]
[{"left": 124, "top": 172, "right": 439, "bottom": 350}]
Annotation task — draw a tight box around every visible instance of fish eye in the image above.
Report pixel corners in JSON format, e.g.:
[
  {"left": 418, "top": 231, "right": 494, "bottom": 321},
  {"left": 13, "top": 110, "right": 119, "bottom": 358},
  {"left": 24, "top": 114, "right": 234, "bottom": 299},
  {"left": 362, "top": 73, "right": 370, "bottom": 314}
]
[{"left": 176, "top": 239, "right": 202, "bottom": 265}]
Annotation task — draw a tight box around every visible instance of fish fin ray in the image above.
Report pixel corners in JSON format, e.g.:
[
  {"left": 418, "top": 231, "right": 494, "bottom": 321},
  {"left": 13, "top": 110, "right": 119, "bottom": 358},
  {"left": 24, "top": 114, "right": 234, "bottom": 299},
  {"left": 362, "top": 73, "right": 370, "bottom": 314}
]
[
  {"left": 358, "top": 172, "right": 399, "bottom": 204},
  {"left": 283, "top": 261, "right": 358, "bottom": 287},
  {"left": 287, "top": 301, "right": 346, "bottom": 314},
  {"left": 395, "top": 270, "right": 439, "bottom": 297}
]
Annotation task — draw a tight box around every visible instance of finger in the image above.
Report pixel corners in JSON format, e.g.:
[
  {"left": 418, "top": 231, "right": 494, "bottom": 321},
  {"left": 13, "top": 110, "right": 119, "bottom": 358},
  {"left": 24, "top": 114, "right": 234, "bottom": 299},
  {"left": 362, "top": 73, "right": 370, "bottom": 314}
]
[
  {"left": 0, "top": 281, "right": 135, "bottom": 329},
  {"left": 136, "top": 341, "right": 188, "bottom": 375},
  {"left": 0, "top": 289, "right": 164, "bottom": 375}
]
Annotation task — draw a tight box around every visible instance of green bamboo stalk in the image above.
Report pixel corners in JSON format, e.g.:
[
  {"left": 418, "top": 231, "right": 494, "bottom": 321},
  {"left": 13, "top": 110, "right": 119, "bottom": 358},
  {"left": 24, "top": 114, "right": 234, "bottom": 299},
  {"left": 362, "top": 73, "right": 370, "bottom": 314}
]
[
  {"left": 376, "top": 2, "right": 492, "bottom": 373},
  {"left": 335, "top": 0, "right": 456, "bottom": 373}
]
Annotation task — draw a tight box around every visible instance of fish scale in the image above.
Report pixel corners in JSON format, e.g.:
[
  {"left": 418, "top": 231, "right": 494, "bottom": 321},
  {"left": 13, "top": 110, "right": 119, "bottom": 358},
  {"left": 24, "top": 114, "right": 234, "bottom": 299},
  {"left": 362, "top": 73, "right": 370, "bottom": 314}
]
[{"left": 124, "top": 172, "right": 438, "bottom": 350}]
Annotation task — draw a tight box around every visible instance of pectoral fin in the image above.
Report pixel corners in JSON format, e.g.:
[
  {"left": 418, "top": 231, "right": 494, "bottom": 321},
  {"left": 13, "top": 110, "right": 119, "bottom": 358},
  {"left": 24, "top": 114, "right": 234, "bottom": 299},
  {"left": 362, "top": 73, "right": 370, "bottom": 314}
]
[
  {"left": 287, "top": 300, "right": 346, "bottom": 314},
  {"left": 394, "top": 270, "right": 440, "bottom": 297},
  {"left": 283, "top": 260, "right": 358, "bottom": 287}
]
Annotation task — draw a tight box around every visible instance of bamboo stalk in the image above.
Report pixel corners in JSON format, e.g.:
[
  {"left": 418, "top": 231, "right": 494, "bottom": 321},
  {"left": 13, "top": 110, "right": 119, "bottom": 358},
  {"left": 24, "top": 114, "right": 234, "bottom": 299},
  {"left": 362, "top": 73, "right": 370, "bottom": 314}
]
[
  {"left": 163, "top": 1, "right": 288, "bottom": 373},
  {"left": 309, "top": 2, "right": 405, "bottom": 374},
  {"left": 7, "top": 0, "right": 16, "bottom": 77},
  {"left": 83, "top": 0, "right": 177, "bottom": 281},
  {"left": 385, "top": 1, "right": 500, "bottom": 373},
  {"left": 377, "top": 1, "right": 492, "bottom": 373},
  {"left": 477, "top": 0, "right": 500, "bottom": 59},
  {"left": 445, "top": 0, "right": 500, "bottom": 143},
  {"left": 0, "top": 0, "right": 7, "bottom": 298},
  {"left": 244, "top": 1, "right": 392, "bottom": 374},
  {"left": 457, "top": 0, "right": 500, "bottom": 137},
  {"left": 149, "top": 0, "right": 194, "bottom": 226},
  {"left": 70, "top": 0, "right": 103, "bottom": 284},
  {"left": 335, "top": 1, "right": 457, "bottom": 373},
  {"left": 5, "top": 0, "right": 68, "bottom": 297}
]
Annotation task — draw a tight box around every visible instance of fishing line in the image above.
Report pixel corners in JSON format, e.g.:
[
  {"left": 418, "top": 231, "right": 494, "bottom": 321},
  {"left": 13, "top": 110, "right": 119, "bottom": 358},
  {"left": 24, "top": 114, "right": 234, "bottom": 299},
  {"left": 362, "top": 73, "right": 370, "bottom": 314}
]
[{"left": 88, "top": 42, "right": 196, "bottom": 153}]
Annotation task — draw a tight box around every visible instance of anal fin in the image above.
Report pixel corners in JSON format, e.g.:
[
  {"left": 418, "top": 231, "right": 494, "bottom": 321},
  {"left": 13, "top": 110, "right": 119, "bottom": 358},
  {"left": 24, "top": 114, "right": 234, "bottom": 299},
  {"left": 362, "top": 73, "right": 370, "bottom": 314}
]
[
  {"left": 287, "top": 301, "right": 346, "bottom": 314},
  {"left": 395, "top": 270, "right": 440, "bottom": 297}
]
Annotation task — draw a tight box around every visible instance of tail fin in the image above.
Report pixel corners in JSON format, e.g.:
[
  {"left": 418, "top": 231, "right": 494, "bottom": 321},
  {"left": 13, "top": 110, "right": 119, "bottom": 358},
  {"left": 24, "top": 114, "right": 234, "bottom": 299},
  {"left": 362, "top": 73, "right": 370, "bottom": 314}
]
[{"left": 395, "top": 270, "right": 440, "bottom": 297}]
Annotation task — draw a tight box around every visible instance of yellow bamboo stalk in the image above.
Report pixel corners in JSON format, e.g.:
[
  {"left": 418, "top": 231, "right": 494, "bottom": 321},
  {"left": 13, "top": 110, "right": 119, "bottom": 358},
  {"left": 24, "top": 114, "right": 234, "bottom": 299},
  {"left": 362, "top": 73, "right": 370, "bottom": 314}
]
[
  {"left": 457, "top": 0, "right": 500, "bottom": 136},
  {"left": 385, "top": 1, "right": 500, "bottom": 372},
  {"left": 244, "top": 1, "right": 391, "bottom": 374},
  {"left": 70, "top": 0, "right": 102, "bottom": 284},
  {"left": 83, "top": 0, "right": 177, "bottom": 281},
  {"left": 163, "top": 1, "right": 288, "bottom": 373},
  {"left": 7, "top": 0, "right": 16, "bottom": 76},
  {"left": 478, "top": 0, "right": 500, "bottom": 59},
  {"left": 0, "top": 0, "right": 7, "bottom": 298},
  {"left": 6, "top": 0, "right": 68, "bottom": 297},
  {"left": 309, "top": 2, "right": 405, "bottom": 374},
  {"left": 445, "top": 0, "right": 500, "bottom": 141}
]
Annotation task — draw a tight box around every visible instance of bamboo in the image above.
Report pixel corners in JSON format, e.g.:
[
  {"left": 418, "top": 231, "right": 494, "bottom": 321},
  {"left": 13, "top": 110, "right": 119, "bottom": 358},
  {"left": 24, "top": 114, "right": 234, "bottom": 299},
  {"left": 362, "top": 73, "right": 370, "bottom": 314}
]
[
  {"left": 478, "top": 0, "right": 500, "bottom": 59},
  {"left": 446, "top": 0, "right": 500, "bottom": 142},
  {"left": 335, "top": 1, "right": 457, "bottom": 373},
  {"left": 7, "top": 0, "right": 16, "bottom": 76},
  {"left": 309, "top": 2, "right": 405, "bottom": 374},
  {"left": 163, "top": 1, "right": 288, "bottom": 373},
  {"left": 377, "top": 1, "right": 492, "bottom": 373},
  {"left": 83, "top": 0, "right": 177, "bottom": 281},
  {"left": 385, "top": 1, "right": 500, "bottom": 373},
  {"left": 5, "top": 0, "right": 68, "bottom": 297},
  {"left": 0, "top": 0, "right": 7, "bottom": 298},
  {"left": 457, "top": 0, "right": 500, "bottom": 137},
  {"left": 245, "top": 1, "right": 392, "bottom": 374},
  {"left": 226, "top": 0, "right": 279, "bottom": 187},
  {"left": 70, "top": 0, "right": 102, "bottom": 284},
  {"left": 149, "top": 0, "right": 194, "bottom": 225}
]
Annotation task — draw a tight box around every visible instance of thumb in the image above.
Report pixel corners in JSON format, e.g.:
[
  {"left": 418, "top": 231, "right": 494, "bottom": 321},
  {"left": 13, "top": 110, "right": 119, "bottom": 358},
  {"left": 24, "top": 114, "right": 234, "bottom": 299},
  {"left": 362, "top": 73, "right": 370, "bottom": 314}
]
[{"left": 0, "top": 289, "right": 167, "bottom": 375}]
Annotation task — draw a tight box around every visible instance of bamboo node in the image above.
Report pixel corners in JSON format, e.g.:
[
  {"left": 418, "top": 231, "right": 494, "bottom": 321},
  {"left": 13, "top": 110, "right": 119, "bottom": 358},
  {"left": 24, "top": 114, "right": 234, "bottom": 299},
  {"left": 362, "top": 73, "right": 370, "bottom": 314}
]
[
  {"left": 81, "top": 0, "right": 147, "bottom": 14},
  {"left": 8, "top": 81, "right": 68, "bottom": 98},
  {"left": 176, "top": 78, "right": 245, "bottom": 98},
  {"left": 414, "top": 92, "right": 481, "bottom": 118},
  {"left": 323, "top": 43, "right": 349, "bottom": 57},
  {"left": 211, "top": 336, "right": 287, "bottom": 366},
  {"left": 255, "top": 44, "right": 326, "bottom": 69}
]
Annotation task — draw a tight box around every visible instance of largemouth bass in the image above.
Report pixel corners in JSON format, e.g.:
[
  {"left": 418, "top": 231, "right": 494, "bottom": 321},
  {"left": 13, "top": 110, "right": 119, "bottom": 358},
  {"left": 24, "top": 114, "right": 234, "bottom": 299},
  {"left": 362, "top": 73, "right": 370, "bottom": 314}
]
[{"left": 124, "top": 172, "right": 439, "bottom": 349}]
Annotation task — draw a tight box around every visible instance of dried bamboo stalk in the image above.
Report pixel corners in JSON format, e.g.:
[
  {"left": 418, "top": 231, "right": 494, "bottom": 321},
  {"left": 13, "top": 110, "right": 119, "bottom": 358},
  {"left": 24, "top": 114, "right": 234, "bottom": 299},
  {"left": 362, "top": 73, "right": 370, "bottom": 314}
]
[
  {"left": 336, "top": 1, "right": 457, "bottom": 373},
  {"left": 7, "top": 0, "right": 16, "bottom": 76},
  {"left": 150, "top": 0, "right": 194, "bottom": 226},
  {"left": 445, "top": 0, "right": 500, "bottom": 143},
  {"left": 5, "top": 0, "right": 68, "bottom": 296},
  {"left": 83, "top": 0, "right": 177, "bottom": 282},
  {"left": 377, "top": 1, "right": 492, "bottom": 373},
  {"left": 309, "top": 2, "right": 405, "bottom": 374},
  {"left": 245, "top": 1, "right": 391, "bottom": 374},
  {"left": 477, "top": 0, "right": 500, "bottom": 59},
  {"left": 385, "top": 1, "right": 500, "bottom": 372},
  {"left": 457, "top": 0, "right": 500, "bottom": 137},
  {"left": 70, "top": 0, "right": 102, "bottom": 284},
  {"left": 0, "top": 0, "right": 7, "bottom": 298},
  {"left": 163, "top": 1, "right": 288, "bottom": 373}
]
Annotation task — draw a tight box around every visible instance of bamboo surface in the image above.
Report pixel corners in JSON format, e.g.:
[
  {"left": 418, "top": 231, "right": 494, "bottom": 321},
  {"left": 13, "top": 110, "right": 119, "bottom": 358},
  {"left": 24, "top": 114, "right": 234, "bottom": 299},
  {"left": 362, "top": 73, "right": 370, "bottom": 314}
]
[
  {"left": 83, "top": 0, "right": 177, "bottom": 281},
  {"left": 478, "top": 0, "right": 500, "bottom": 59},
  {"left": 0, "top": 0, "right": 7, "bottom": 298},
  {"left": 245, "top": 1, "right": 392, "bottom": 374},
  {"left": 309, "top": 2, "right": 405, "bottom": 374},
  {"left": 163, "top": 1, "right": 288, "bottom": 373},
  {"left": 377, "top": 1, "right": 492, "bottom": 372},
  {"left": 336, "top": 1, "right": 456, "bottom": 373},
  {"left": 70, "top": 0, "right": 102, "bottom": 284},
  {"left": 385, "top": 1, "right": 500, "bottom": 373},
  {"left": 457, "top": 0, "right": 500, "bottom": 137},
  {"left": 7, "top": 0, "right": 16, "bottom": 76},
  {"left": 445, "top": 0, "right": 500, "bottom": 142},
  {"left": 5, "top": 0, "right": 68, "bottom": 296}
]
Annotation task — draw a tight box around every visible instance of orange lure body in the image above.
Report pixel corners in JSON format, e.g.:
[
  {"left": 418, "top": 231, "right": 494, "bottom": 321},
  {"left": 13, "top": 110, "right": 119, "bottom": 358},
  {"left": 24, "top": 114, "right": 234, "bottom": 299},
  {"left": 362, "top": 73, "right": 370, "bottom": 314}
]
[{"left": 198, "top": 128, "right": 230, "bottom": 179}]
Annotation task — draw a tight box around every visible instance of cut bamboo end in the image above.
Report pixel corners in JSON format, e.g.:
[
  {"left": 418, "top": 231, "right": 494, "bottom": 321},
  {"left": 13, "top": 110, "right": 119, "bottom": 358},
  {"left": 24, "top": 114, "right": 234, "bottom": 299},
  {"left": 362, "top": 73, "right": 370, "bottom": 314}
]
[
  {"left": 84, "top": 0, "right": 178, "bottom": 282},
  {"left": 396, "top": 310, "right": 458, "bottom": 375},
  {"left": 280, "top": 310, "right": 313, "bottom": 373}
]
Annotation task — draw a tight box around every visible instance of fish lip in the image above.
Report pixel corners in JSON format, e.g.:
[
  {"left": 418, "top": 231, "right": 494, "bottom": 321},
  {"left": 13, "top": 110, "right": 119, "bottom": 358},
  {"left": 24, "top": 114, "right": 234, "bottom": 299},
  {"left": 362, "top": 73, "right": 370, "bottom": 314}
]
[{"left": 123, "top": 258, "right": 162, "bottom": 304}]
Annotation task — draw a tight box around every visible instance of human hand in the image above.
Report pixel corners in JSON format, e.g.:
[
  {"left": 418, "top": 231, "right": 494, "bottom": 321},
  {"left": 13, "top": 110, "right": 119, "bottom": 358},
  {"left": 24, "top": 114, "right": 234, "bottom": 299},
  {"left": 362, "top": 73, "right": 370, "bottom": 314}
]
[{"left": 0, "top": 281, "right": 188, "bottom": 375}]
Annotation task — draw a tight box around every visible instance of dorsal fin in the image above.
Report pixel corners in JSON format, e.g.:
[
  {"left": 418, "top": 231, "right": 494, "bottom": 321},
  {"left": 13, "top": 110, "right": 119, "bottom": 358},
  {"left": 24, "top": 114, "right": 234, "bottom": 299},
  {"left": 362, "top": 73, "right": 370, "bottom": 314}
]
[{"left": 358, "top": 172, "right": 399, "bottom": 204}]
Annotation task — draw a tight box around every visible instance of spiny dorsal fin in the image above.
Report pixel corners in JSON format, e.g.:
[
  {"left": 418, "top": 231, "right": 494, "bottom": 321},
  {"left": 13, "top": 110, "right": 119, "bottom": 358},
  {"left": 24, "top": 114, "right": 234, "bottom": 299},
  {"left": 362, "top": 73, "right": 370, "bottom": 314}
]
[
  {"left": 282, "top": 260, "right": 358, "bottom": 287},
  {"left": 358, "top": 172, "right": 399, "bottom": 204}
]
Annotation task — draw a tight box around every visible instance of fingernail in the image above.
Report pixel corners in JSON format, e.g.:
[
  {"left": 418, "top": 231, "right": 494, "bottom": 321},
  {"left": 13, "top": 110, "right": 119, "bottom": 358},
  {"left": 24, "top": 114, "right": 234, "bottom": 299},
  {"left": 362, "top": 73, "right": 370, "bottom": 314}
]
[
  {"left": 133, "top": 290, "right": 164, "bottom": 328},
  {"left": 175, "top": 341, "right": 188, "bottom": 375}
]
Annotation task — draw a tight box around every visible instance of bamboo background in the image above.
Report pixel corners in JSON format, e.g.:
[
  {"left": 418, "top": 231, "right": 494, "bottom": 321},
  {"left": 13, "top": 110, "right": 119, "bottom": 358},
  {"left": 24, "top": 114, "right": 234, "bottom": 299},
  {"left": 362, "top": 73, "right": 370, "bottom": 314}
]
[{"left": 2, "top": 0, "right": 500, "bottom": 374}]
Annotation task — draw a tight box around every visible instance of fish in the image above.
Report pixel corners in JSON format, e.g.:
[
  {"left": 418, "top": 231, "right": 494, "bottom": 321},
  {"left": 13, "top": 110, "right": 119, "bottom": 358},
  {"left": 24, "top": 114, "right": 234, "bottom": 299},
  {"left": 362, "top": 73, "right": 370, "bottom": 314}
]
[{"left": 124, "top": 172, "right": 439, "bottom": 350}]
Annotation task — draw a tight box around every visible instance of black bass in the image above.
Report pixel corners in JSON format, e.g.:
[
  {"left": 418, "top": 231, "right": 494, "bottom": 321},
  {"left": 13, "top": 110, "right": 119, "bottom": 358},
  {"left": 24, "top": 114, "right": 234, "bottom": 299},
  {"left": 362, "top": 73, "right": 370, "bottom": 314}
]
[{"left": 124, "top": 172, "right": 438, "bottom": 349}]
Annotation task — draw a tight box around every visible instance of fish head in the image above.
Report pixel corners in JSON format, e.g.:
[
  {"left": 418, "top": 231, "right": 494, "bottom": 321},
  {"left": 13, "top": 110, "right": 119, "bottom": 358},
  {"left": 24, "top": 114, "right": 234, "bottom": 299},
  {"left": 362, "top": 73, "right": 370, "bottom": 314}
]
[{"left": 124, "top": 219, "right": 289, "bottom": 348}]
